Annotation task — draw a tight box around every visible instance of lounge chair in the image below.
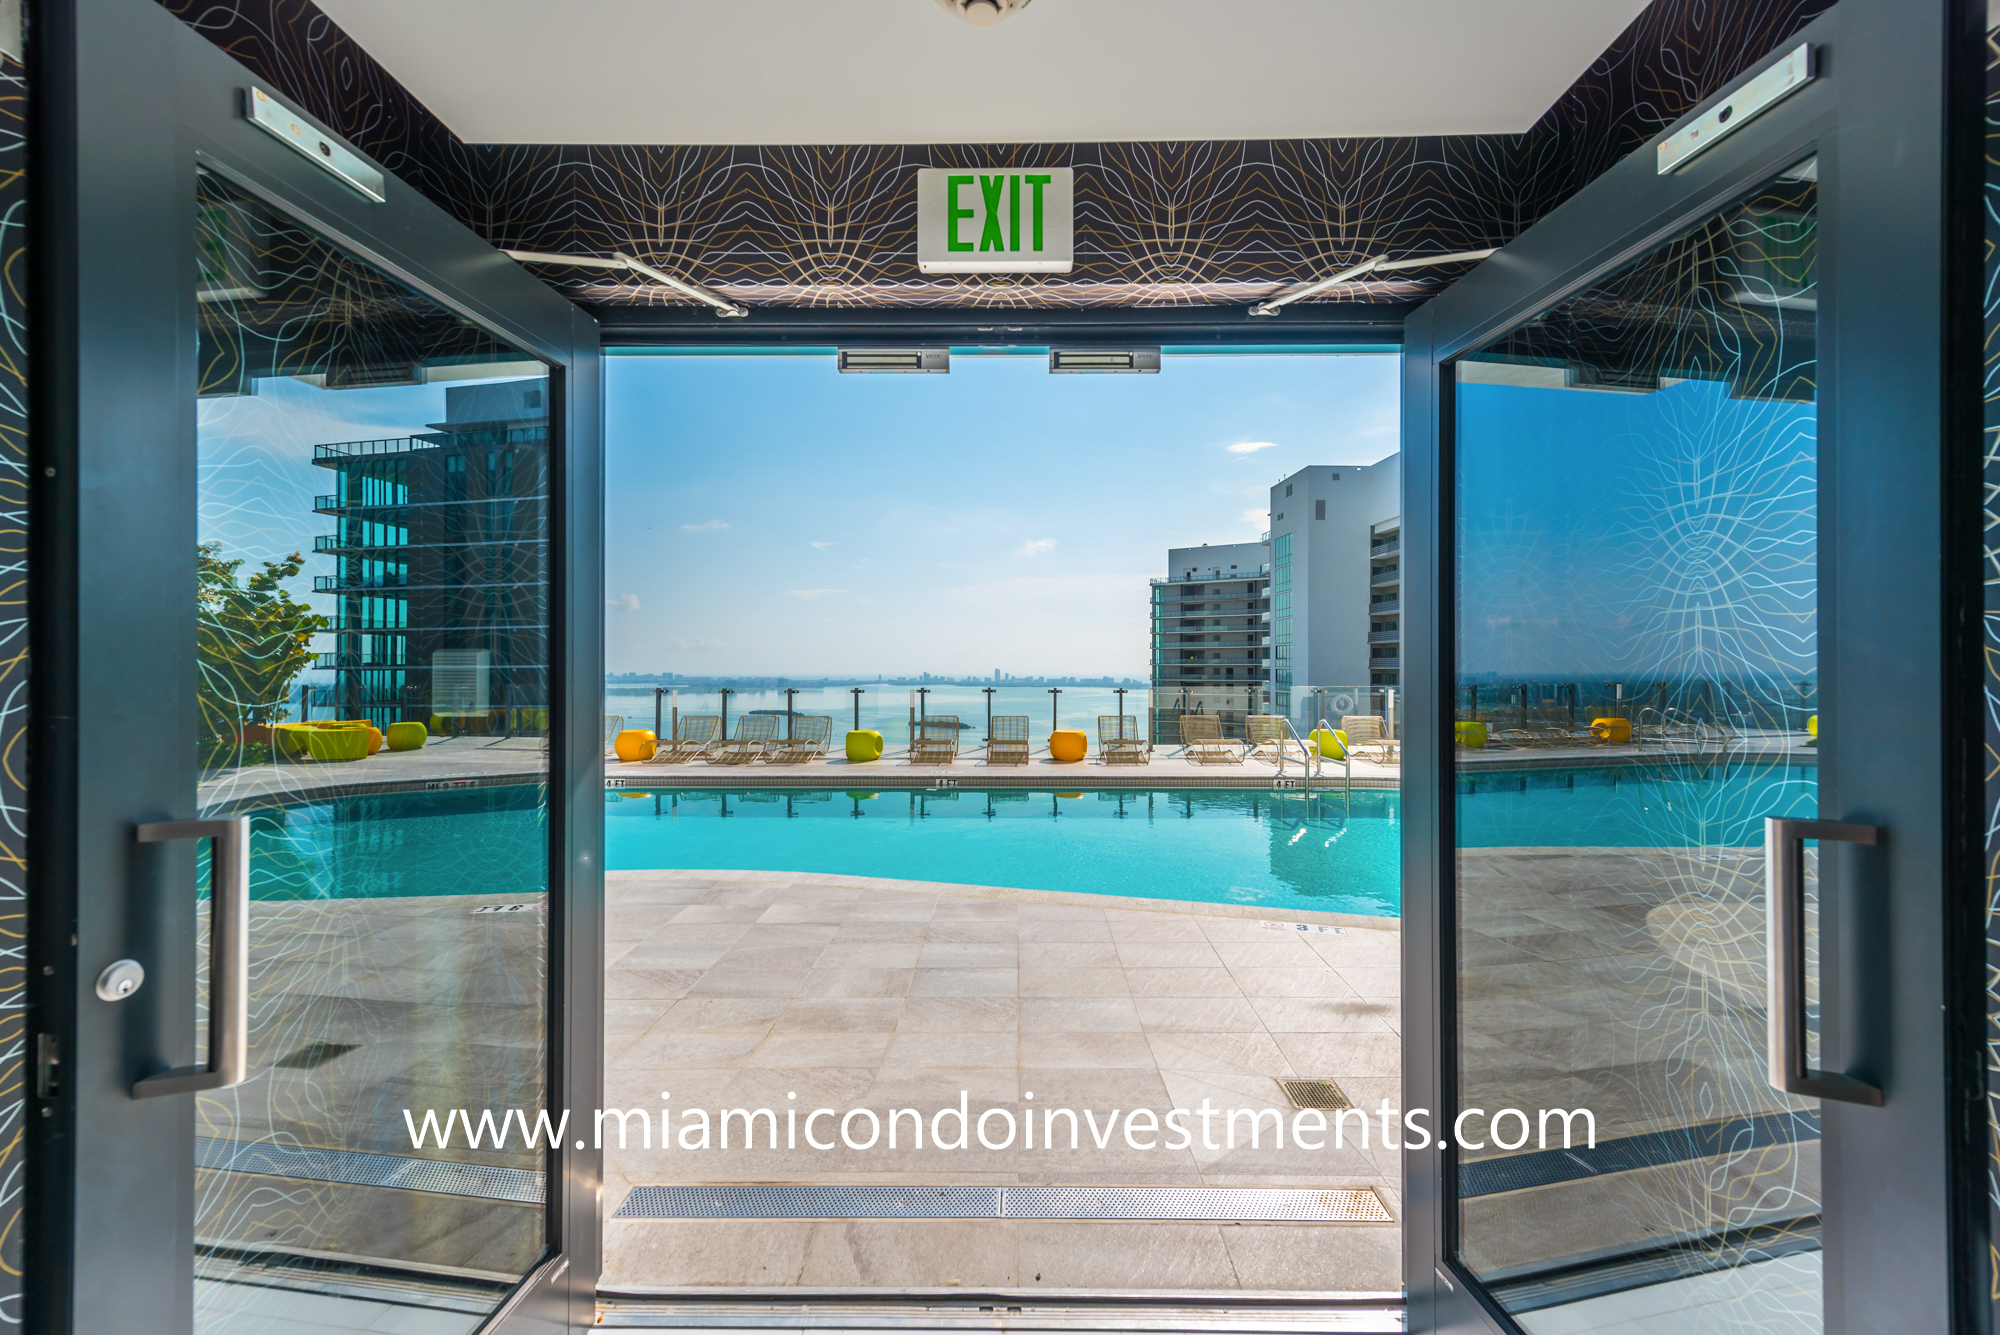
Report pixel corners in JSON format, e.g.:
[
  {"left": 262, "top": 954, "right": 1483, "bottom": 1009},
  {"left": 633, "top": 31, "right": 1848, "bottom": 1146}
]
[
  {"left": 1246, "top": 714, "right": 1292, "bottom": 762},
  {"left": 645, "top": 714, "right": 720, "bottom": 764},
  {"left": 987, "top": 715, "right": 1031, "bottom": 765},
  {"left": 1097, "top": 714, "right": 1148, "bottom": 765},
  {"left": 707, "top": 713, "right": 780, "bottom": 764},
  {"left": 1179, "top": 713, "right": 1242, "bottom": 765},
  {"left": 767, "top": 715, "right": 834, "bottom": 765},
  {"left": 1341, "top": 714, "right": 1397, "bottom": 763},
  {"left": 910, "top": 715, "right": 961, "bottom": 765}
]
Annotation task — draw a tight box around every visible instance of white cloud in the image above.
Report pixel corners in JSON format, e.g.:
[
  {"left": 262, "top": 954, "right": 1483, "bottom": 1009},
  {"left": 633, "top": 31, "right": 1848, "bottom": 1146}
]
[
  {"left": 809, "top": 540, "right": 835, "bottom": 549},
  {"left": 1227, "top": 441, "right": 1279, "bottom": 455},
  {"left": 787, "top": 588, "right": 848, "bottom": 600},
  {"left": 606, "top": 592, "right": 641, "bottom": 612},
  {"left": 1014, "top": 538, "right": 1057, "bottom": 558},
  {"left": 1240, "top": 508, "right": 1269, "bottom": 527},
  {"left": 680, "top": 519, "right": 730, "bottom": 533}
]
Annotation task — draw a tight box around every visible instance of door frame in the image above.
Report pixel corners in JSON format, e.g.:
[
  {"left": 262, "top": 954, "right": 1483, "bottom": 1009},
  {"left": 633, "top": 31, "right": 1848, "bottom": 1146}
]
[
  {"left": 1398, "top": 1, "right": 1989, "bottom": 1331},
  {"left": 25, "top": 0, "right": 603, "bottom": 1330}
]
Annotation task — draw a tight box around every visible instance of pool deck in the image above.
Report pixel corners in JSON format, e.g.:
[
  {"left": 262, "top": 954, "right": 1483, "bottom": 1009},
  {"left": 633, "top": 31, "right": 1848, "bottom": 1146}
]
[
  {"left": 608, "top": 743, "right": 1400, "bottom": 791},
  {"left": 602, "top": 868, "right": 1402, "bottom": 1296},
  {"left": 192, "top": 731, "right": 1817, "bottom": 812},
  {"left": 199, "top": 734, "right": 551, "bottom": 813}
]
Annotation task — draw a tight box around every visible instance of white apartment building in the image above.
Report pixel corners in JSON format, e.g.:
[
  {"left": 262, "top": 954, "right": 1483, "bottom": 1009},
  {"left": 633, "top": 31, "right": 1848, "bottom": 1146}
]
[
  {"left": 1148, "top": 540, "right": 1271, "bottom": 741},
  {"left": 1266, "top": 458, "right": 1402, "bottom": 720}
]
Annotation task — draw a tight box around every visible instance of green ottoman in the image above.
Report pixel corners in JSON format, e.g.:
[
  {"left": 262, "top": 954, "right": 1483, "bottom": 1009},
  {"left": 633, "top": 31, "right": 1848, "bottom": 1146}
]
[
  {"left": 386, "top": 721, "right": 428, "bottom": 752},
  {"left": 305, "top": 724, "right": 369, "bottom": 762},
  {"left": 845, "top": 729, "right": 884, "bottom": 762}
]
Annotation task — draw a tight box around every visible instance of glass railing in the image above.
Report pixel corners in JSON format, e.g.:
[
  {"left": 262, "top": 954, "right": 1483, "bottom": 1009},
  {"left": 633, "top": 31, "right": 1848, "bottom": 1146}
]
[{"left": 1456, "top": 677, "right": 1817, "bottom": 742}]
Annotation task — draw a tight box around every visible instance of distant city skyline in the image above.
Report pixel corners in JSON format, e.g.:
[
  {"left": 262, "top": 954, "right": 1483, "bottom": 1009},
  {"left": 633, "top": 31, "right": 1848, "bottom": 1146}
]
[{"left": 604, "top": 351, "right": 1400, "bottom": 677}]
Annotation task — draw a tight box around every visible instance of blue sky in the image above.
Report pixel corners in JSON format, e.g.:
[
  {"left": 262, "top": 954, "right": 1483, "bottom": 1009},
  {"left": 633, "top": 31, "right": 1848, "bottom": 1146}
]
[
  {"left": 604, "top": 351, "right": 1400, "bottom": 677},
  {"left": 1456, "top": 376, "right": 1815, "bottom": 683}
]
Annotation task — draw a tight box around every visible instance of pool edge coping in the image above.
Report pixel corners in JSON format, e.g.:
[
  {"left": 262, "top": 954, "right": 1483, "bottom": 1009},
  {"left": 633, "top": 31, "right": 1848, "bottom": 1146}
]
[{"left": 608, "top": 868, "right": 1403, "bottom": 934}]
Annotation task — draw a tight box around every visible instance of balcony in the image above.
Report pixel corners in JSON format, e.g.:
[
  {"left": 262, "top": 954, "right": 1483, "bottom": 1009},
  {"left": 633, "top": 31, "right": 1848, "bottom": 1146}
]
[
  {"left": 1370, "top": 538, "right": 1401, "bottom": 559},
  {"left": 1157, "top": 595, "right": 1266, "bottom": 611},
  {"left": 314, "top": 651, "right": 406, "bottom": 670},
  {"left": 1368, "top": 629, "right": 1400, "bottom": 644},
  {"left": 1369, "top": 598, "right": 1401, "bottom": 615},
  {"left": 1370, "top": 568, "right": 1400, "bottom": 587},
  {"left": 1149, "top": 567, "right": 1272, "bottom": 587}
]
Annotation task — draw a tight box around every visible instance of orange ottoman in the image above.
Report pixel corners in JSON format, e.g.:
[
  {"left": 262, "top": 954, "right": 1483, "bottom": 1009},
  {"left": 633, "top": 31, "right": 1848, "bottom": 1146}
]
[
  {"left": 1048, "top": 729, "right": 1087, "bottom": 763},
  {"left": 614, "top": 728, "right": 657, "bottom": 762}
]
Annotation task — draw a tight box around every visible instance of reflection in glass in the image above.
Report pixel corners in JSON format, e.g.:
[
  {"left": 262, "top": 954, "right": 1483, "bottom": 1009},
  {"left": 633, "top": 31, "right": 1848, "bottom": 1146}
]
[
  {"left": 1452, "top": 163, "right": 1822, "bottom": 1329},
  {"left": 192, "top": 173, "right": 551, "bottom": 1333}
]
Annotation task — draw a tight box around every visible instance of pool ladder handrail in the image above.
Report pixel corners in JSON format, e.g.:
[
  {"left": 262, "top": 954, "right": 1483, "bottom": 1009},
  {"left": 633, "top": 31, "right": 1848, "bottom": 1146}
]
[
  {"left": 1312, "top": 717, "right": 1354, "bottom": 788},
  {"left": 1269, "top": 716, "right": 1326, "bottom": 781}
]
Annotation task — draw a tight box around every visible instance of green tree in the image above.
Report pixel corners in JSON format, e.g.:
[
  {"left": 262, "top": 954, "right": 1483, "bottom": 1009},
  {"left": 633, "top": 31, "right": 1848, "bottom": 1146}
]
[{"left": 197, "top": 543, "right": 328, "bottom": 745}]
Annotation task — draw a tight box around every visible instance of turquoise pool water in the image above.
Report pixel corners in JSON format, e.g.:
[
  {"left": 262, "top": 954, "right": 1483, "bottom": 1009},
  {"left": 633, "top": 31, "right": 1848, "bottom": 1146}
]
[
  {"left": 606, "top": 788, "right": 1402, "bottom": 918},
  {"left": 233, "top": 786, "right": 549, "bottom": 901},
  {"left": 227, "top": 762, "right": 1816, "bottom": 916},
  {"left": 1455, "top": 763, "right": 1817, "bottom": 848}
]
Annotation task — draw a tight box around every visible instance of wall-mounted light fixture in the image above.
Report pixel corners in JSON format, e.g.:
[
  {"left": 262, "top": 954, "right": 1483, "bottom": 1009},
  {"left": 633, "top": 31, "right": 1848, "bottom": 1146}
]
[
  {"left": 837, "top": 349, "right": 950, "bottom": 373},
  {"left": 1049, "top": 348, "right": 1160, "bottom": 374}
]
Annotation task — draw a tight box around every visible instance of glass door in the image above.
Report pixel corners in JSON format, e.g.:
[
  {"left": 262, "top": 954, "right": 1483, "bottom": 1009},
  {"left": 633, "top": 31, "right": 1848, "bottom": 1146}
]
[
  {"left": 189, "top": 171, "right": 557, "bottom": 1333},
  {"left": 1401, "top": 3, "right": 1979, "bottom": 1331},
  {"left": 1449, "top": 161, "right": 1825, "bottom": 1333},
  {"left": 37, "top": 3, "right": 602, "bottom": 1331}
]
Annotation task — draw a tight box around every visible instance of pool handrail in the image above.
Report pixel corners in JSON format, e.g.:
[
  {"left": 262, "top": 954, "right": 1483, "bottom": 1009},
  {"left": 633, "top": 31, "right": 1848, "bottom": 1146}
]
[
  {"left": 1267, "top": 715, "right": 1322, "bottom": 780},
  {"left": 1312, "top": 717, "right": 1351, "bottom": 787}
]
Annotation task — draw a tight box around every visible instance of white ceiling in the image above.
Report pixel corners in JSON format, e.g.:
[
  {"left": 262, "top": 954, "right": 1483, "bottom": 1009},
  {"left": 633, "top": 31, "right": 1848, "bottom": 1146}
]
[{"left": 315, "top": 0, "right": 1654, "bottom": 146}]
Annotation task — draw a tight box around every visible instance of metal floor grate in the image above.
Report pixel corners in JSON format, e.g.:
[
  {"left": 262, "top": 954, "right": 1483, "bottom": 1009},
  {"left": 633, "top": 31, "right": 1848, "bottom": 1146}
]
[
  {"left": 1277, "top": 1078, "right": 1354, "bottom": 1111},
  {"left": 196, "top": 1136, "right": 545, "bottom": 1204},
  {"left": 615, "top": 1184, "right": 1391, "bottom": 1223},
  {"left": 1458, "top": 1109, "right": 1819, "bottom": 1198}
]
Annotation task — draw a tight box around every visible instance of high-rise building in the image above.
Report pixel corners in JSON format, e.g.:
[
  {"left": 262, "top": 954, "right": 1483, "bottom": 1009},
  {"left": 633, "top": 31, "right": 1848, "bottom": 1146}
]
[
  {"left": 1148, "top": 540, "right": 1271, "bottom": 742},
  {"left": 311, "top": 378, "right": 551, "bottom": 730},
  {"left": 1266, "top": 458, "right": 1401, "bottom": 719}
]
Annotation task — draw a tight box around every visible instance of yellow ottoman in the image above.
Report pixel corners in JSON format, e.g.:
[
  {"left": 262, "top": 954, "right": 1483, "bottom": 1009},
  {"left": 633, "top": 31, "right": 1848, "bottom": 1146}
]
[
  {"left": 386, "top": 721, "right": 427, "bottom": 751},
  {"left": 1454, "top": 721, "right": 1488, "bottom": 749},
  {"left": 1048, "top": 730, "right": 1087, "bottom": 763},
  {"left": 846, "top": 730, "right": 884, "bottom": 762},
  {"left": 1588, "top": 717, "right": 1631, "bottom": 743},
  {"left": 304, "top": 725, "right": 369, "bottom": 762},
  {"left": 1311, "top": 727, "right": 1350, "bottom": 758},
  {"left": 615, "top": 728, "right": 657, "bottom": 762}
]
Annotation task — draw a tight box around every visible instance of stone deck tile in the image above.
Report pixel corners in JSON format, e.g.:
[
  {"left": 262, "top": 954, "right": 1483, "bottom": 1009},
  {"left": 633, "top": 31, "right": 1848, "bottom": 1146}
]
[{"left": 605, "top": 868, "right": 1402, "bottom": 1294}]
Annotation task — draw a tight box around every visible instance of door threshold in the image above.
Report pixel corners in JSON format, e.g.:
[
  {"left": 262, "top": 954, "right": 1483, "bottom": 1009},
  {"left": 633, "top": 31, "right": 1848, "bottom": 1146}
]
[{"left": 596, "top": 1292, "right": 1404, "bottom": 1332}]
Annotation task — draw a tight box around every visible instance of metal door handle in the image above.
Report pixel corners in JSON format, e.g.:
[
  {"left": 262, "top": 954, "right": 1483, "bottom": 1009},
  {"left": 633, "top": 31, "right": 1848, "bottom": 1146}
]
[
  {"left": 132, "top": 817, "right": 250, "bottom": 1098},
  {"left": 1765, "top": 816, "right": 1883, "bottom": 1107}
]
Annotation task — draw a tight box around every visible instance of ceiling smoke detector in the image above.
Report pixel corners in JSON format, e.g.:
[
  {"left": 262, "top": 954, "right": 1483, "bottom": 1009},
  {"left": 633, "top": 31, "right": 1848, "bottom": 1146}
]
[{"left": 934, "top": 0, "right": 1033, "bottom": 27}]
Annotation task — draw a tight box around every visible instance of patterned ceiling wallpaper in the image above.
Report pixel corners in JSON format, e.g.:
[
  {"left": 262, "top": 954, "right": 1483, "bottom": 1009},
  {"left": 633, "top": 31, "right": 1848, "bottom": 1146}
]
[{"left": 160, "top": 0, "right": 1835, "bottom": 311}]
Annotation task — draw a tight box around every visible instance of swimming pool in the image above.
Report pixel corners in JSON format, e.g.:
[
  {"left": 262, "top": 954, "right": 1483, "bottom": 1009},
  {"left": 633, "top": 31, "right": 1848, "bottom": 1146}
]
[
  {"left": 225, "top": 761, "right": 1816, "bottom": 917},
  {"left": 605, "top": 788, "right": 1402, "bottom": 918},
  {"left": 231, "top": 785, "right": 549, "bottom": 901},
  {"left": 1456, "top": 763, "right": 1817, "bottom": 848}
]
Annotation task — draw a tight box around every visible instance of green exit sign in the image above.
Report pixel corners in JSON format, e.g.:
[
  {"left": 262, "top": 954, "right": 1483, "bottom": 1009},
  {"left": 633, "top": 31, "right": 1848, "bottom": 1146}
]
[{"left": 917, "top": 167, "right": 1074, "bottom": 274}]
